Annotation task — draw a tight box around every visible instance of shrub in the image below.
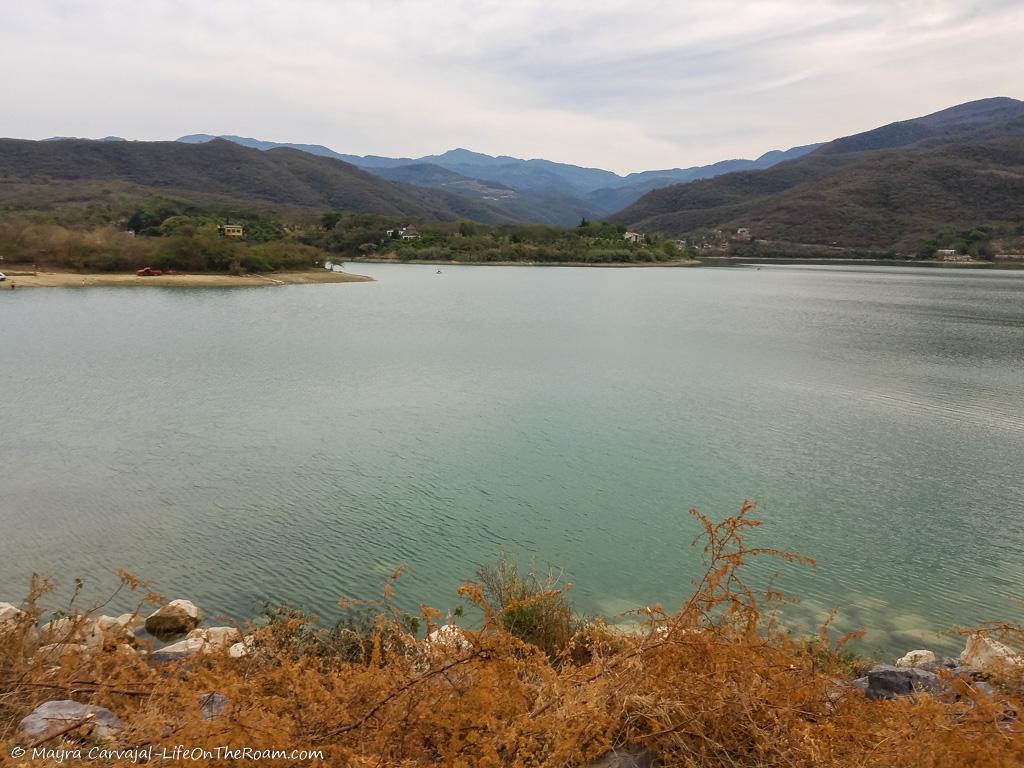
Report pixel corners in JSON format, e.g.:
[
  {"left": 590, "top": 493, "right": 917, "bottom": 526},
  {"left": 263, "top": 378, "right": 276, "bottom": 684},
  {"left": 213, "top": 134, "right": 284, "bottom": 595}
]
[{"left": 474, "top": 554, "right": 584, "bottom": 662}]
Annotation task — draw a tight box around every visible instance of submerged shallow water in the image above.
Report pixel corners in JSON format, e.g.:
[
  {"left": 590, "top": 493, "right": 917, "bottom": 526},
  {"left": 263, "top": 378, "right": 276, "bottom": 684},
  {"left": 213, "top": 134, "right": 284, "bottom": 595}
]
[{"left": 2, "top": 263, "right": 1022, "bottom": 654}]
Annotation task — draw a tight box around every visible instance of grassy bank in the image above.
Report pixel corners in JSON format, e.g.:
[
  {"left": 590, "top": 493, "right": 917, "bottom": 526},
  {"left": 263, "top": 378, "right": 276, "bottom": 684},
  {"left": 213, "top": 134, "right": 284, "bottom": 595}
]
[{"left": 2, "top": 504, "right": 1021, "bottom": 766}]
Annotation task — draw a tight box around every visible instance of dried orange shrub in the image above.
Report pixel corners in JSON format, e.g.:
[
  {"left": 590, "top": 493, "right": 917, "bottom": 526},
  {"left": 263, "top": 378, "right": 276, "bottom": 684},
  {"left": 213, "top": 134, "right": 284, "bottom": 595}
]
[{"left": 1, "top": 503, "right": 1022, "bottom": 767}]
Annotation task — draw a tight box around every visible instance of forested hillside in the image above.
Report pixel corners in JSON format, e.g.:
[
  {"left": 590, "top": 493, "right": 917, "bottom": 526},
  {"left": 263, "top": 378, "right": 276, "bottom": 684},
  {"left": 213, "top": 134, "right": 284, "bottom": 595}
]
[{"left": 615, "top": 98, "right": 1024, "bottom": 253}]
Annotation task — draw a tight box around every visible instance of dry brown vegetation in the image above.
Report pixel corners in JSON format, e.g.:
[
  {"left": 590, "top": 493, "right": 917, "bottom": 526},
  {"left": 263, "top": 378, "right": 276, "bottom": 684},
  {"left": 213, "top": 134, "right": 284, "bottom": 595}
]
[{"left": 2, "top": 504, "right": 1021, "bottom": 766}]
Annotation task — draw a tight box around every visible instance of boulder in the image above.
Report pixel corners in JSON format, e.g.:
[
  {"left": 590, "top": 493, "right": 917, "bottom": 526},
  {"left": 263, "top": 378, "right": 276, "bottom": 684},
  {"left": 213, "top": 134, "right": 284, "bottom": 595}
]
[
  {"left": 39, "top": 617, "right": 78, "bottom": 641},
  {"left": 425, "top": 624, "right": 471, "bottom": 654},
  {"left": 896, "top": 649, "right": 936, "bottom": 668},
  {"left": 105, "top": 613, "right": 143, "bottom": 640},
  {"left": 920, "top": 656, "right": 962, "bottom": 673},
  {"left": 86, "top": 614, "right": 141, "bottom": 647},
  {"left": 145, "top": 600, "right": 202, "bottom": 638},
  {"left": 17, "top": 700, "right": 122, "bottom": 744},
  {"left": 0, "top": 601, "right": 26, "bottom": 631},
  {"left": 864, "top": 664, "right": 941, "bottom": 700},
  {"left": 149, "top": 626, "right": 241, "bottom": 661},
  {"left": 113, "top": 643, "right": 138, "bottom": 658},
  {"left": 198, "top": 692, "right": 230, "bottom": 721},
  {"left": 960, "top": 634, "right": 1024, "bottom": 676},
  {"left": 41, "top": 614, "right": 142, "bottom": 648},
  {"left": 970, "top": 681, "right": 997, "bottom": 698},
  {"left": 229, "top": 635, "right": 256, "bottom": 658},
  {"left": 587, "top": 744, "right": 660, "bottom": 767},
  {"left": 187, "top": 626, "right": 241, "bottom": 649},
  {"left": 148, "top": 646, "right": 194, "bottom": 664},
  {"left": 152, "top": 637, "right": 206, "bottom": 660},
  {"left": 415, "top": 625, "right": 473, "bottom": 674},
  {"left": 32, "top": 643, "right": 89, "bottom": 664}
]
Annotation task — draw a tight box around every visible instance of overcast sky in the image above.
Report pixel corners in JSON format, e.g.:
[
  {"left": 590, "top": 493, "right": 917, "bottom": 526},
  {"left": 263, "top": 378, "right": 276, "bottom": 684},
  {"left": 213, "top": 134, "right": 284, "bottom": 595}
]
[{"left": 2, "top": 1, "right": 1022, "bottom": 173}]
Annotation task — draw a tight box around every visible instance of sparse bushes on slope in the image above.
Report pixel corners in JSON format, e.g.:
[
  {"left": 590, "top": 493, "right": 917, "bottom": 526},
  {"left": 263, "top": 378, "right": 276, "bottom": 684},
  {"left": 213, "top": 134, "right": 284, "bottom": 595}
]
[{"left": 0, "top": 218, "right": 323, "bottom": 273}]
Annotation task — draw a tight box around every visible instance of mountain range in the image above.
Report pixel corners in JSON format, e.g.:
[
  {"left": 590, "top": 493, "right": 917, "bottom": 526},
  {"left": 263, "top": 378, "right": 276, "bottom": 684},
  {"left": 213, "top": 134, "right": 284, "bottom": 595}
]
[
  {"left": 6, "top": 97, "right": 1023, "bottom": 255},
  {"left": 177, "top": 134, "right": 822, "bottom": 224},
  {"left": 613, "top": 97, "right": 1024, "bottom": 252},
  {"left": 0, "top": 137, "right": 527, "bottom": 224}
]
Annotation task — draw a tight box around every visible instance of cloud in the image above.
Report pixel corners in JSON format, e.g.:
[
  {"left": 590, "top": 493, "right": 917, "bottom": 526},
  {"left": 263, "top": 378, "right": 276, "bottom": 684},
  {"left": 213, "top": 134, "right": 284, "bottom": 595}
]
[{"left": 1, "top": 0, "right": 1022, "bottom": 172}]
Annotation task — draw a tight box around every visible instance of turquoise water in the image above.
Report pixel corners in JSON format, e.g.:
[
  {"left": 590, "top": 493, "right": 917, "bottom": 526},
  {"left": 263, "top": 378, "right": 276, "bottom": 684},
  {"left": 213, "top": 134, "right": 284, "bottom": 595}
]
[{"left": 1, "top": 263, "right": 1022, "bottom": 654}]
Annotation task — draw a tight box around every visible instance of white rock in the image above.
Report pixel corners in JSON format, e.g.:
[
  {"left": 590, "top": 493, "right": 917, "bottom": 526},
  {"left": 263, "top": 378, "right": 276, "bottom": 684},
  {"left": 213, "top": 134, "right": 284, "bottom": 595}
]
[
  {"left": 187, "top": 626, "right": 241, "bottom": 650},
  {"left": 961, "top": 634, "right": 1024, "bottom": 674},
  {"left": 118, "top": 612, "right": 145, "bottom": 630},
  {"left": 32, "top": 643, "right": 89, "bottom": 663},
  {"left": 88, "top": 614, "right": 141, "bottom": 647},
  {"left": 425, "top": 624, "right": 471, "bottom": 654},
  {"left": 411, "top": 625, "right": 472, "bottom": 674},
  {"left": 228, "top": 643, "right": 247, "bottom": 658},
  {"left": 145, "top": 599, "right": 202, "bottom": 636},
  {"left": 228, "top": 636, "right": 256, "bottom": 658},
  {"left": 157, "top": 627, "right": 241, "bottom": 658},
  {"left": 40, "top": 616, "right": 78, "bottom": 640},
  {"left": 0, "top": 602, "right": 25, "bottom": 631},
  {"left": 156, "top": 637, "right": 207, "bottom": 656},
  {"left": 40, "top": 614, "right": 141, "bottom": 648},
  {"left": 895, "top": 649, "right": 936, "bottom": 668}
]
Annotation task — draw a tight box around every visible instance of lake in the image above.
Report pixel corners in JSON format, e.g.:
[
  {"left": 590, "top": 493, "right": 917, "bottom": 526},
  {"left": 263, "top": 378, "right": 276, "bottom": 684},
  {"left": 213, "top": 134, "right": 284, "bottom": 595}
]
[{"left": 1, "top": 263, "right": 1022, "bottom": 655}]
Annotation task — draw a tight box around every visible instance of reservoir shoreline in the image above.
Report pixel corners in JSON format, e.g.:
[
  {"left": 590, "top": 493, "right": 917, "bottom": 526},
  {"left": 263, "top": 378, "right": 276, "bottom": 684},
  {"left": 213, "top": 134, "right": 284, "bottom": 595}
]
[
  {"left": 0, "top": 269, "right": 372, "bottom": 289},
  {"left": 350, "top": 256, "right": 1023, "bottom": 269},
  {"left": 348, "top": 257, "right": 701, "bottom": 267}
]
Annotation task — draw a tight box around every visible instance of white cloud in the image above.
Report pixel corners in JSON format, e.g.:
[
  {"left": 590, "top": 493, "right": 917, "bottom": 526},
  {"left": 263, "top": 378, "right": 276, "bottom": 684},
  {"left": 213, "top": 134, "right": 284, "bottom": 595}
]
[{"left": 1, "top": 0, "right": 1021, "bottom": 172}]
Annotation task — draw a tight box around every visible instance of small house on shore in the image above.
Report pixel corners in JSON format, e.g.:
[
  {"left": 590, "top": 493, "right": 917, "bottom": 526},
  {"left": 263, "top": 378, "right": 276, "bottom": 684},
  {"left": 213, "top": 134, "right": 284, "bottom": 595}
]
[
  {"left": 936, "top": 249, "right": 969, "bottom": 262},
  {"left": 387, "top": 226, "right": 421, "bottom": 240},
  {"left": 624, "top": 231, "right": 644, "bottom": 245}
]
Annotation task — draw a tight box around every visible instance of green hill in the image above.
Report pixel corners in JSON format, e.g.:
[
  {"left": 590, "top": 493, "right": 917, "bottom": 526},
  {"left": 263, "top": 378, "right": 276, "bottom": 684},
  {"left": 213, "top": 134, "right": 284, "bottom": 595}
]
[
  {"left": 614, "top": 98, "right": 1024, "bottom": 253},
  {"left": 0, "top": 137, "right": 518, "bottom": 224}
]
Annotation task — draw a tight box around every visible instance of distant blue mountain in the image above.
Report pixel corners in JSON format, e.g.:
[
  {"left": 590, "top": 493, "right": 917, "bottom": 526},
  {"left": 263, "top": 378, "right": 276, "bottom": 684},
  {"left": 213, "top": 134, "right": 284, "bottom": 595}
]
[
  {"left": 177, "top": 134, "right": 345, "bottom": 159},
  {"left": 44, "top": 135, "right": 127, "bottom": 142},
  {"left": 175, "top": 134, "right": 823, "bottom": 216}
]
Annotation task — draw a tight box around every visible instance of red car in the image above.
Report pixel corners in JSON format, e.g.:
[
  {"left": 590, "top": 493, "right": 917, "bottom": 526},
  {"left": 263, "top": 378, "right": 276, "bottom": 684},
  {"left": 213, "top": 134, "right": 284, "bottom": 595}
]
[{"left": 136, "top": 267, "right": 163, "bottom": 276}]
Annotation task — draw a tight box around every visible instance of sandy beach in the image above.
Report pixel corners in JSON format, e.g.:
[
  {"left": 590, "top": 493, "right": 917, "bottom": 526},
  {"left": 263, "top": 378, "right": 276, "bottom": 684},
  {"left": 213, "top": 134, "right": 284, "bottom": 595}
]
[{"left": 0, "top": 270, "right": 372, "bottom": 289}]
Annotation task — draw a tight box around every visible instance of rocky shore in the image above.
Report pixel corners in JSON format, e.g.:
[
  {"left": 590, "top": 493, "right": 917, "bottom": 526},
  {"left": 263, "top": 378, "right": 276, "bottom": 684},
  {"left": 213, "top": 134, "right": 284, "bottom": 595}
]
[{"left": 3, "top": 597, "right": 1022, "bottom": 765}]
